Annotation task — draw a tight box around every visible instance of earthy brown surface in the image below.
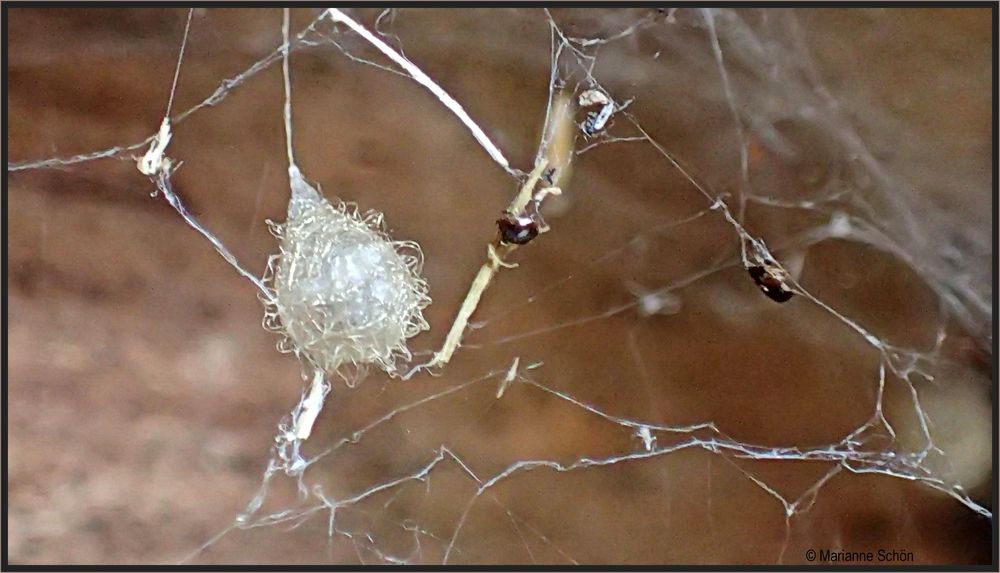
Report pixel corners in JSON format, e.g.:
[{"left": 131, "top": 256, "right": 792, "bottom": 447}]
[{"left": 7, "top": 7, "right": 993, "bottom": 565}]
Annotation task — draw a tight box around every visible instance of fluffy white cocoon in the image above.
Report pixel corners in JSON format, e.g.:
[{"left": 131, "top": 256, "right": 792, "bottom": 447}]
[{"left": 264, "top": 168, "right": 431, "bottom": 381}]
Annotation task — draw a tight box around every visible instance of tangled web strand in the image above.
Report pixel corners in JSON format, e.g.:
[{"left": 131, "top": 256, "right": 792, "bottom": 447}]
[{"left": 5, "top": 6, "right": 992, "bottom": 566}]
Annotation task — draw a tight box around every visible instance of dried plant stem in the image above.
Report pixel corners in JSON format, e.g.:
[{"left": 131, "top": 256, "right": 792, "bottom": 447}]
[{"left": 417, "top": 160, "right": 552, "bottom": 375}]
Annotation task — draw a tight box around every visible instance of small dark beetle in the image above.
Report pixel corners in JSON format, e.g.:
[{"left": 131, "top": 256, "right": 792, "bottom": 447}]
[
  {"left": 748, "top": 263, "right": 795, "bottom": 303},
  {"left": 497, "top": 212, "right": 540, "bottom": 246}
]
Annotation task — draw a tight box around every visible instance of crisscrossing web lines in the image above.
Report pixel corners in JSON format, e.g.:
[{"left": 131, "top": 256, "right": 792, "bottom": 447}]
[{"left": 7, "top": 7, "right": 993, "bottom": 565}]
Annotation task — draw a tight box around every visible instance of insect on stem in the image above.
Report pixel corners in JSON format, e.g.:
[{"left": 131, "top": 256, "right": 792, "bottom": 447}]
[{"left": 419, "top": 160, "right": 553, "bottom": 373}]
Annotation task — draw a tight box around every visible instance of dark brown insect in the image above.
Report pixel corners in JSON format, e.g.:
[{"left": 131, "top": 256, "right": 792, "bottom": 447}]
[
  {"left": 748, "top": 263, "right": 794, "bottom": 303},
  {"left": 496, "top": 212, "right": 539, "bottom": 246}
]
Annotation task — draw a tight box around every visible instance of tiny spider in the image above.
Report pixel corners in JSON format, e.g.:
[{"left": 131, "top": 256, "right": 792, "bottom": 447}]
[
  {"left": 581, "top": 103, "right": 614, "bottom": 137},
  {"left": 578, "top": 89, "right": 614, "bottom": 136},
  {"left": 496, "top": 211, "right": 540, "bottom": 245},
  {"left": 748, "top": 262, "right": 795, "bottom": 303},
  {"left": 541, "top": 167, "right": 558, "bottom": 186}
]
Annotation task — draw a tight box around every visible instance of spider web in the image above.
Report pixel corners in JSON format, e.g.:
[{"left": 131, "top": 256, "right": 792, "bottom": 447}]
[{"left": 6, "top": 7, "right": 993, "bottom": 565}]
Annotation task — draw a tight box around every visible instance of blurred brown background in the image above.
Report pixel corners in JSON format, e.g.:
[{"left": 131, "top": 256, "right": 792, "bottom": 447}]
[{"left": 6, "top": 7, "right": 993, "bottom": 565}]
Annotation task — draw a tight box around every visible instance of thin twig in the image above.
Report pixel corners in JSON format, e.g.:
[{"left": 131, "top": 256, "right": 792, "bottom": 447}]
[
  {"left": 411, "top": 160, "right": 551, "bottom": 376},
  {"left": 324, "top": 8, "right": 517, "bottom": 177}
]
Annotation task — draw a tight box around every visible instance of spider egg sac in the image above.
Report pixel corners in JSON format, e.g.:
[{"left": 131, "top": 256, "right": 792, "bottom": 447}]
[{"left": 264, "top": 167, "right": 431, "bottom": 379}]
